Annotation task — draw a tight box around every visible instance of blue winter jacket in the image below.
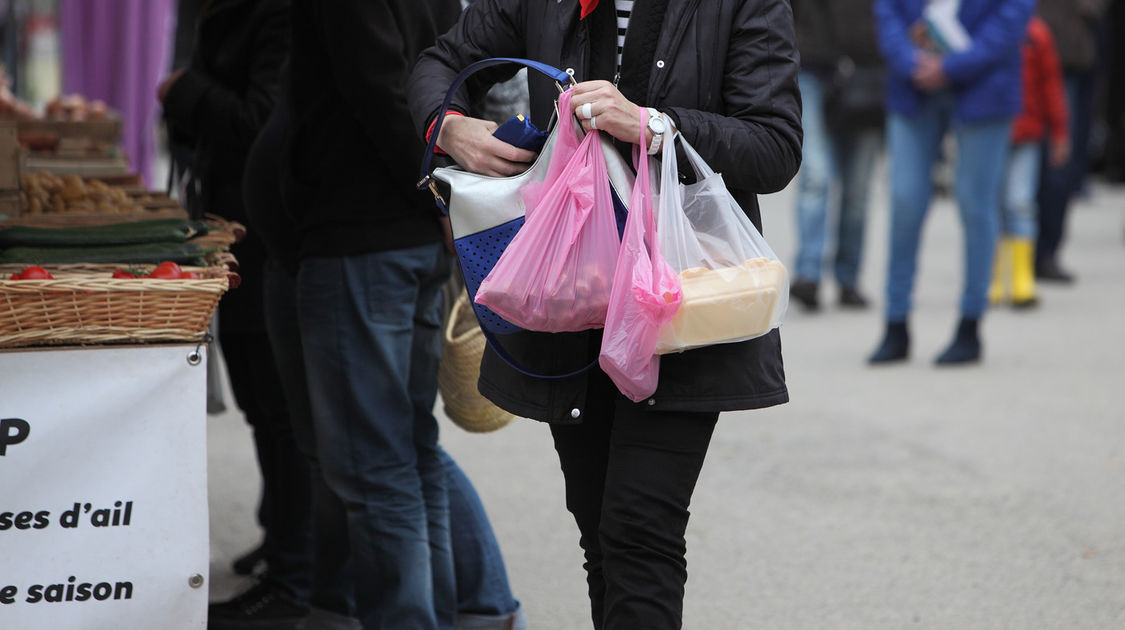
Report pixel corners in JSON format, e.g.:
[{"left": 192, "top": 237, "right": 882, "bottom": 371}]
[{"left": 873, "top": 0, "right": 1035, "bottom": 122}]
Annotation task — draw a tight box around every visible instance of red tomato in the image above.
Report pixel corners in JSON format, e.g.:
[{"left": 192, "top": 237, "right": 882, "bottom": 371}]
[
  {"left": 18, "top": 266, "right": 53, "bottom": 280},
  {"left": 152, "top": 261, "right": 182, "bottom": 276},
  {"left": 180, "top": 271, "right": 200, "bottom": 280},
  {"left": 8, "top": 273, "right": 19, "bottom": 280},
  {"left": 112, "top": 269, "right": 136, "bottom": 279}
]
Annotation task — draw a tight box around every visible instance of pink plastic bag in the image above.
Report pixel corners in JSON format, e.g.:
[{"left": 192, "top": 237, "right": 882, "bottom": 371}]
[
  {"left": 598, "top": 109, "right": 683, "bottom": 402},
  {"left": 474, "top": 89, "right": 620, "bottom": 333}
]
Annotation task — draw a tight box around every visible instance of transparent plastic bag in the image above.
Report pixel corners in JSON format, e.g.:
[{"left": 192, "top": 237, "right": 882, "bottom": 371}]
[
  {"left": 599, "top": 110, "right": 683, "bottom": 401},
  {"left": 653, "top": 134, "right": 789, "bottom": 354},
  {"left": 474, "top": 89, "right": 620, "bottom": 333}
]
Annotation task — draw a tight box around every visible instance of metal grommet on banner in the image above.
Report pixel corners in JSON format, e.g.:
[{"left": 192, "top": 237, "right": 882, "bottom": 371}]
[
  {"left": 188, "top": 574, "right": 205, "bottom": 589},
  {"left": 187, "top": 332, "right": 214, "bottom": 366}
]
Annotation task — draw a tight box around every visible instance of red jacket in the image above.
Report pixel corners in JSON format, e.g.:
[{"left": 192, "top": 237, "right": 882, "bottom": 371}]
[{"left": 1012, "top": 17, "right": 1068, "bottom": 144}]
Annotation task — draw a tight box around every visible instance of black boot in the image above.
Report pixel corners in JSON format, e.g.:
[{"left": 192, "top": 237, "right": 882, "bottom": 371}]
[
  {"left": 868, "top": 321, "right": 909, "bottom": 364},
  {"left": 935, "top": 318, "right": 981, "bottom": 365},
  {"left": 790, "top": 279, "right": 820, "bottom": 312}
]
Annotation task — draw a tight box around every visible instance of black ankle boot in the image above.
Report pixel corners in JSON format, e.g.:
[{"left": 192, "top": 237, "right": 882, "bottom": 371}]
[
  {"left": 868, "top": 321, "right": 909, "bottom": 364},
  {"left": 935, "top": 318, "right": 981, "bottom": 365}
]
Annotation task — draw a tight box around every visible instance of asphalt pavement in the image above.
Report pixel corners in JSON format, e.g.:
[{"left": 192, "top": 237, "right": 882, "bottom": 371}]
[{"left": 206, "top": 173, "right": 1125, "bottom": 629}]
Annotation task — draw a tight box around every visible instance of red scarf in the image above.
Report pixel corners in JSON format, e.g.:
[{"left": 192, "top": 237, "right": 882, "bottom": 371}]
[{"left": 579, "top": 0, "right": 598, "bottom": 19}]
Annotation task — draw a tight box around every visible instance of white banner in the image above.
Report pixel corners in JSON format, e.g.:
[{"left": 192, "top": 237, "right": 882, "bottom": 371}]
[{"left": 0, "top": 345, "right": 209, "bottom": 630}]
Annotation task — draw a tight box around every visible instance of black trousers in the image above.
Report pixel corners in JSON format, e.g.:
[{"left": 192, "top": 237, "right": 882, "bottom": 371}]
[{"left": 550, "top": 372, "right": 718, "bottom": 630}]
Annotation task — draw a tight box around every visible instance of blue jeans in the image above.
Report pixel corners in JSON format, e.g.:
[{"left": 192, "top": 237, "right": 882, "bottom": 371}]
[
  {"left": 269, "top": 262, "right": 521, "bottom": 626},
  {"left": 297, "top": 244, "right": 456, "bottom": 630},
  {"left": 884, "top": 95, "right": 1011, "bottom": 321},
  {"left": 794, "top": 71, "right": 882, "bottom": 289},
  {"left": 1002, "top": 142, "right": 1041, "bottom": 239}
]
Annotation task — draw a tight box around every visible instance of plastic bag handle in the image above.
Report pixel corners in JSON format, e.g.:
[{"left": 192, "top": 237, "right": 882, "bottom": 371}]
[{"left": 417, "top": 58, "right": 575, "bottom": 188}]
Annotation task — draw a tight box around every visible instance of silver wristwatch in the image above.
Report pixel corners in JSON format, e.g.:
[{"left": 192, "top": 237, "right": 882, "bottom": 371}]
[{"left": 646, "top": 108, "right": 667, "bottom": 155}]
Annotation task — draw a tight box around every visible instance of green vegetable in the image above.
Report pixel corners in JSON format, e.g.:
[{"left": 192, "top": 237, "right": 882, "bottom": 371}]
[
  {"left": 0, "top": 219, "right": 208, "bottom": 248},
  {"left": 0, "top": 242, "right": 210, "bottom": 265}
]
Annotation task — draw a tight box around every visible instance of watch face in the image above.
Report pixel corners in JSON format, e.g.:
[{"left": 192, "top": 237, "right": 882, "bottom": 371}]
[{"left": 649, "top": 117, "right": 666, "bottom": 134}]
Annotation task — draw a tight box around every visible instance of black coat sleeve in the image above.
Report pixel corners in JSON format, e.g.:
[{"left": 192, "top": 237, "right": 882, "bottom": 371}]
[
  {"left": 407, "top": 0, "right": 529, "bottom": 139},
  {"left": 162, "top": 1, "right": 290, "bottom": 155},
  {"left": 664, "top": 0, "right": 803, "bottom": 194}
]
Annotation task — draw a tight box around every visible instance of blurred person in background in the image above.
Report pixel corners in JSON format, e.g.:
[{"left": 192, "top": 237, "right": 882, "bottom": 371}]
[
  {"left": 157, "top": 1, "right": 315, "bottom": 628},
  {"left": 869, "top": 0, "right": 1035, "bottom": 366},
  {"left": 282, "top": 1, "right": 527, "bottom": 628},
  {"left": 1034, "top": 0, "right": 1108, "bottom": 283},
  {"left": 989, "top": 16, "right": 1069, "bottom": 310},
  {"left": 789, "top": 0, "right": 885, "bottom": 312},
  {"left": 243, "top": 77, "right": 527, "bottom": 630}
]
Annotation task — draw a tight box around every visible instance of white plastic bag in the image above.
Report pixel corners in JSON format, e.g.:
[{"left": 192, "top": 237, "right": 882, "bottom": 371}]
[{"left": 653, "top": 134, "right": 789, "bottom": 354}]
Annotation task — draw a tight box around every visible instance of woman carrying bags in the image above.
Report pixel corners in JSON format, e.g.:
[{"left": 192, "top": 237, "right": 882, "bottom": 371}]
[{"left": 408, "top": 1, "right": 802, "bottom": 628}]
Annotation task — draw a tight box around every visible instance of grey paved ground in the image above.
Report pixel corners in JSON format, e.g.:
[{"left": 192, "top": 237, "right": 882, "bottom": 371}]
[{"left": 207, "top": 175, "right": 1125, "bottom": 629}]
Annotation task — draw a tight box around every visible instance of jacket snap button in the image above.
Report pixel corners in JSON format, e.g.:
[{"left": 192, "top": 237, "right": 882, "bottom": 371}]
[
  {"left": 647, "top": 399, "right": 656, "bottom": 406},
  {"left": 656, "top": 60, "right": 665, "bottom": 69},
  {"left": 570, "top": 408, "right": 581, "bottom": 418}
]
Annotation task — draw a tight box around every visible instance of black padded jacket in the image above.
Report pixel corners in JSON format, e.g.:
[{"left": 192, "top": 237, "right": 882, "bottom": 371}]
[{"left": 408, "top": 0, "right": 802, "bottom": 424}]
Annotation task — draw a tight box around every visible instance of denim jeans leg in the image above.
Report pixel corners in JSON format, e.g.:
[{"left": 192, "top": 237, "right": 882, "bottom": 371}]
[
  {"left": 833, "top": 128, "right": 882, "bottom": 290},
  {"left": 885, "top": 101, "right": 948, "bottom": 321},
  {"left": 794, "top": 71, "right": 837, "bottom": 283},
  {"left": 263, "top": 265, "right": 355, "bottom": 616},
  {"left": 410, "top": 266, "right": 457, "bottom": 630},
  {"left": 953, "top": 117, "right": 1012, "bottom": 319},
  {"left": 442, "top": 453, "right": 518, "bottom": 618},
  {"left": 1003, "top": 143, "right": 1042, "bottom": 239},
  {"left": 297, "top": 244, "right": 454, "bottom": 630}
]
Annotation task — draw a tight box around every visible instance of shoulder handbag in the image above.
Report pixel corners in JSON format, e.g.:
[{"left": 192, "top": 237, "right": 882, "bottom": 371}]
[{"left": 417, "top": 58, "right": 636, "bottom": 378}]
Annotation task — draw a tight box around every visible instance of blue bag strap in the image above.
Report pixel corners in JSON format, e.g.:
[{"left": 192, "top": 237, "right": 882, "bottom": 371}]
[
  {"left": 416, "top": 58, "right": 574, "bottom": 192},
  {"left": 480, "top": 326, "right": 600, "bottom": 381}
]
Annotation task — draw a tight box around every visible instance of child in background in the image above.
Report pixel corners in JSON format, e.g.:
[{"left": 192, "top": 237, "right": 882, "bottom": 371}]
[{"left": 990, "top": 16, "right": 1069, "bottom": 308}]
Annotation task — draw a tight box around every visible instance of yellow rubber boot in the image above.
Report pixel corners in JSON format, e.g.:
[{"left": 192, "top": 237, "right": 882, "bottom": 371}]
[
  {"left": 988, "top": 238, "right": 1012, "bottom": 305},
  {"left": 1010, "top": 237, "right": 1038, "bottom": 308}
]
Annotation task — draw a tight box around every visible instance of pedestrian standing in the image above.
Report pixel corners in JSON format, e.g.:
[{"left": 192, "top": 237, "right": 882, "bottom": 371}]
[
  {"left": 989, "top": 16, "right": 1069, "bottom": 309},
  {"left": 790, "top": 0, "right": 885, "bottom": 311},
  {"left": 1034, "top": 0, "right": 1108, "bottom": 283},
  {"left": 869, "top": 0, "right": 1035, "bottom": 366}
]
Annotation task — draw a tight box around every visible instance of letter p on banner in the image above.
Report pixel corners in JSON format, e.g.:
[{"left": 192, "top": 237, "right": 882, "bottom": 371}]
[{"left": 0, "top": 418, "right": 30, "bottom": 455}]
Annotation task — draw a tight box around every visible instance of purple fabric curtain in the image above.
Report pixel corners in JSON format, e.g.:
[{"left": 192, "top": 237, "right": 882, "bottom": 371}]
[{"left": 59, "top": 0, "right": 175, "bottom": 186}]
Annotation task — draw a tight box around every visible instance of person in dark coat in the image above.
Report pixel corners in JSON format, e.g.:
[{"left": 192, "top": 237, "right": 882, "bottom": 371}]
[
  {"left": 158, "top": 2, "right": 316, "bottom": 628},
  {"left": 789, "top": 0, "right": 885, "bottom": 311},
  {"left": 408, "top": 1, "right": 802, "bottom": 628},
  {"left": 283, "top": 1, "right": 522, "bottom": 629},
  {"left": 1034, "top": 0, "right": 1108, "bottom": 282}
]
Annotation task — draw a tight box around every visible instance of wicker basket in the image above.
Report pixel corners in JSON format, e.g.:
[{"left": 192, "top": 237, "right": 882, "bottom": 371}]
[
  {"left": 0, "top": 264, "right": 228, "bottom": 348},
  {"left": 438, "top": 293, "right": 516, "bottom": 433}
]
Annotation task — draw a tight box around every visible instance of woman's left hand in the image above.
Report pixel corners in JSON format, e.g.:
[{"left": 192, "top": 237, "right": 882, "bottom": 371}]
[{"left": 570, "top": 81, "right": 651, "bottom": 146}]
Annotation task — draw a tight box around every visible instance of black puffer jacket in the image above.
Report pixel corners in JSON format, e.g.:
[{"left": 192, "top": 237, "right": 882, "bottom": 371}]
[{"left": 409, "top": 0, "right": 801, "bottom": 424}]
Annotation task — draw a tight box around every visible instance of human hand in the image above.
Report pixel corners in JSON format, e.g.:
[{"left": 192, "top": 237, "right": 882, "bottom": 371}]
[
  {"left": 570, "top": 80, "right": 651, "bottom": 146},
  {"left": 1050, "top": 136, "right": 1071, "bottom": 167},
  {"left": 912, "top": 52, "right": 947, "bottom": 92},
  {"left": 436, "top": 114, "right": 537, "bottom": 177},
  {"left": 157, "top": 70, "right": 185, "bottom": 104}
]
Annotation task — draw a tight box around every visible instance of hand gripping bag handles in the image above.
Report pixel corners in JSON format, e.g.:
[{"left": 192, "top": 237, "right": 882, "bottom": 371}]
[
  {"left": 418, "top": 58, "right": 635, "bottom": 378},
  {"left": 653, "top": 133, "right": 789, "bottom": 354},
  {"left": 599, "top": 109, "right": 683, "bottom": 401},
  {"left": 474, "top": 87, "right": 620, "bottom": 333}
]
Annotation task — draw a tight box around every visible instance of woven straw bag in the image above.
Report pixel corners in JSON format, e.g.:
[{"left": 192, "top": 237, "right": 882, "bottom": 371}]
[{"left": 438, "top": 292, "right": 516, "bottom": 433}]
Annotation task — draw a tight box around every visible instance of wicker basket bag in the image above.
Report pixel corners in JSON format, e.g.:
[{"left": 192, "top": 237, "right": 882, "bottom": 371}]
[{"left": 438, "top": 292, "right": 516, "bottom": 433}]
